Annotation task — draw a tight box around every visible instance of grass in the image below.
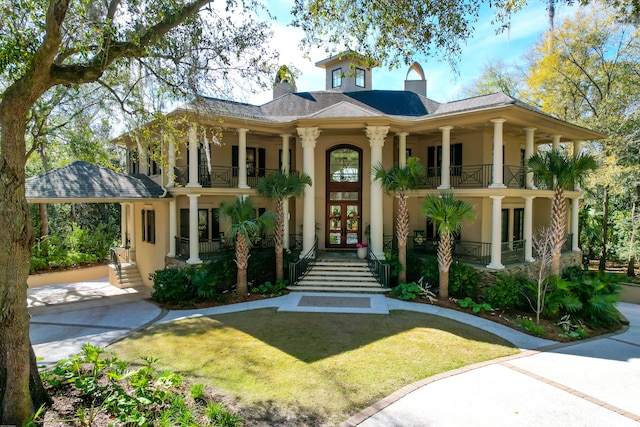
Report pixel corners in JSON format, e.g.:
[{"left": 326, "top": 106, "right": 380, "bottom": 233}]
[{"left": 111, "top": 309, "right": 519, "bottom": 426}]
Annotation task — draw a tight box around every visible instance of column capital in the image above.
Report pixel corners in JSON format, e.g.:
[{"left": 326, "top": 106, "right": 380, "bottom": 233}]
[
  {"left": 366, "top": 126, "right": 389, "bottom": 147},
  {"left": 297, "top": 127, "right": 321, "bottom": 148},
  {"left": 522, "top": 195, "right": 536, "bottom": 201},
  {"left": 550, "top": 134, "right": 562, "bottom": 140},
  {"left": 439, "top": 126, "right": 454, "bottom": 132},
  {"left": 396, "top": 131, "right": 409, "bottom": 137},
  {"left": 491, "top": 118, "right": 507, "bottom": 125},
  {"left": 489, "top": 195, "right": 505, "bottom": 200},
  {"left": 187, "top": 193, "right": 201, "bottom": 200},
  {"left": 279, "top": 133, "right": 292, "bottom": 138},
  {"left": 237, "top": 128, "right": 249, "bottom": 135},
  {"left": 523, "top": 127, "right": 537, "bottom": 132}
]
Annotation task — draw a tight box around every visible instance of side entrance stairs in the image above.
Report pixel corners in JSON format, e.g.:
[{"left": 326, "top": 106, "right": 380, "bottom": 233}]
[
  {"left": 109, "top": 262, "right": 145, "bottom": 289},
  {"left": 289, "top": 258, "right": 390, "bottom": 293}
]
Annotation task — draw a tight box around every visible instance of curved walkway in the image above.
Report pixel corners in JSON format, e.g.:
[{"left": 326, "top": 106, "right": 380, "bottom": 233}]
[{"left": 29, "top": 281, "right": 640, "bottom": 426}]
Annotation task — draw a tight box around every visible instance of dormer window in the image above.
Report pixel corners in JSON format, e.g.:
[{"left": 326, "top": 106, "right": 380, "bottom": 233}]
[
  {"left": 332, "top": 68, "right": 342, "bottom": 88},
  {"left": 355, "top": 68, "right": 365, "bottom": 88}
]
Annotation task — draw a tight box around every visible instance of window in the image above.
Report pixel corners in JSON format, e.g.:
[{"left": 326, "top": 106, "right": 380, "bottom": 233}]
[
  {"left": 211, "top": 208, "right": 220, "bottom": 239},
  {"left": 198, "top": 209, "right": 209, "bottom": 241},
  {"left": 180, "top": 209, "right": 189, "bottom": 238},
  {"left": 428, "top": 143, "right": 462, "bottom": 176},
  {"left": 514, "top": 208, "right": 524, "bottom": 241},
  {"left": 232, "top": 146, "right": 265, "bottom": 177},
  {"left": 142, "top": 209, "right": 155, "bottom": 244},
  {"left": 355, "top": 68, "right": 365, "bottom": 87},
  {"left": 332, "top": 68, "right": 342, "bottom": 88},
  {"left": 501, "top": 209, "right": 509, "bottom": 243},
  {"left": 128, "top": 150, "right": 139, "bottom": 174}
]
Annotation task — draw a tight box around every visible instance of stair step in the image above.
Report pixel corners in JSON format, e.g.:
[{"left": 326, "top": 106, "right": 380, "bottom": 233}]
[
  {"left": 313, "top": 266, "right": 370, "bottom": 272},
  {"left": 289, "top": 286, "right": 389, "bottom": 294},
  {"left": 307, "top": 271, "right": 375, "bottom": 277},
  {"left": 298, "top": 279, "right": 380, "bottom": 286}
]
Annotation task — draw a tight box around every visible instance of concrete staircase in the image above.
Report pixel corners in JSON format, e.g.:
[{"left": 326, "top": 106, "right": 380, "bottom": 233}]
[
  {"left": 113, "top": 263, "right": 145, "bottom": 288},
  {"left": 290, "top": 258, "right": 389, "bottom": 293}
]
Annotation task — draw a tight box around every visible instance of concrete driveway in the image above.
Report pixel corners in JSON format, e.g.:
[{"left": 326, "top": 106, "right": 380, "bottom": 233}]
[{"left": 28, "top": 280, "right": 640, "bottom": 426}]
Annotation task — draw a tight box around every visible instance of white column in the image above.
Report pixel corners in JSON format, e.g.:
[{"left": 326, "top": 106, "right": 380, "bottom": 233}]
[
  {"left": 167, "top": 199, "right": 177, "bottom": 257},
  {"left": 120, "top": 203, "right": 128, "bottom": 247},
  {"left": 367, "top": 126, "right": 389, "bottom": 258},
  {"left": 524, "top": 127, "right": 536, "bottom": 189},
  {"left": 281, "top": 134, "right": 291, "bottom": 249},
  {"left": 187, "top": 194, "right": 201, "bottom": 264},
  {"left": 238, "top": 128, "right": 249, "bottom": 189},
  {"left": 438, "top": 126, "right": 453, "bottom": 190},
  {"left": 490, "top": 119, "right": 507, "bottom": 188},
  {"left": 187, "top": 125, "right": 201, "bottom": 188},
  {"left": 397, "top": 132, "right": 408, "bottom": 168},
  {"left": 551, "top": 134, "right": 562, "bottom": 151},
  {"left": 488, "top": 195, "right": 505, "bottom": 270},
  {"left": 524, "top": 196, "right": 535, "bottom": 262},
  {"left": 167, "top": 135, "right": 176, "bottom": 187},
  {"left": 128, "top": 202, "right": 135, "bottom": 261},
  {"left": 573, "top": 140, "right": 583, "bottom": 191},
  {"left": 298, "top": 127, "right": 320, "bottom": 257},
  {"left": 572, "top": 197, "right": 580, "bottom": 251}
]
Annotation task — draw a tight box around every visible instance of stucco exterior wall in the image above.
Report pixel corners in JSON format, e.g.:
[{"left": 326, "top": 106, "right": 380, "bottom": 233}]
[{"left": 134, "top": 200, "right": 170, "bottom": 286}]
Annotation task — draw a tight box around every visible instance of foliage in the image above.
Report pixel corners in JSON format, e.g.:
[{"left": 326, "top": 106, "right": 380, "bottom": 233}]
[
  {"left": 560, "top": 268, "right": 622, "bottom": 328},
  {"left": 448, "top": 262, "right": 482, "bottom": 299},
  {"left": 457, "top": 297, "right": 493, "bottom": 314},
  {"left": 206, "top": 403, "right": 244, "bottom": 427},
  {"left": 420, "top": 192, "right": 476, "bottom": 299},
  {"left": 251, "top": 280, "right": 288, "bottom": 296},
  {"left": 150, "top": 268, "right": 196, "bottom": 305},
  {"left": 41, "top": 344, "right": 241, "bottom": 426},
  {"left": 390, "top": 282, "right": 424, "bottom": 301},
  {"left": 515, "top": 317, "right": 547, "bottom": 337},
  {"left": 486, "top": 273, "right": 530, "bottom": 310},
  {"left": 462, "top": 59, "right": 522, "bottom": 97},
  {"left": 374, "top": 157, "right": 426, "bottom": 284},
  {"left": 420, "top": 256, "right": 440, "bottom": 289},
  {"left": 555, "top": 315, "right": 589, "bottom": 339},
  {"left": 30, "top": 222, "right": 118, "bottom": 273}
]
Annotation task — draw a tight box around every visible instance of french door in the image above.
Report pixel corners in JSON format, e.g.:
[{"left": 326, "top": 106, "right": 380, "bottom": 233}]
[{"left": 326, "top": 145, "right": 362, "bottom": 248}]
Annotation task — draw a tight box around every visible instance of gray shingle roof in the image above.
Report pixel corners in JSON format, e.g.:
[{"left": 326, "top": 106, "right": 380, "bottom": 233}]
[
  {"left": 185, "top": 90, "right": 549, "bottom": 123},
  {"left": 26, "top": 161, "right": 168, "bottom": 201}
]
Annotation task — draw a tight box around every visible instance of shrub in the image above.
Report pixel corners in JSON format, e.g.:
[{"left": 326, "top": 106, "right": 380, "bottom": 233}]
[
  {"left": 486, "top": 273, "right": 529, "bottom": 310},
  {"left": 150, "top": 267, "right": 196, "bottom": 304},
  {"left": 390, "top": 282, "right": 424, "bottom": 301},
  {"left": 516, "top": 317, "right": 546, "bottom": 337},
  {"left": 457, "top": 297, "right": 493, "bottom": 313},
  {"left": 449, "top": 262, "right": 482, "bottom": 299},
  {"left": 251, "top": 279, "right": 288, "bottom": 296},
  {"left": 419, "top": 256, "right": 439, "bottom": 290}
]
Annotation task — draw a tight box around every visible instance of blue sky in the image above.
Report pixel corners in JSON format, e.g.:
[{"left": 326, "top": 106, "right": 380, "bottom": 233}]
[{"left": 246, "top": 1, "right": 580, "bottom": 105}]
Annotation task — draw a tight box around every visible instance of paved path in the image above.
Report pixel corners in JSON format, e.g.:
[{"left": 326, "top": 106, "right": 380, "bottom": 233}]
[{"left": 29, "top": 281, "right": 640, "bottom": 426}]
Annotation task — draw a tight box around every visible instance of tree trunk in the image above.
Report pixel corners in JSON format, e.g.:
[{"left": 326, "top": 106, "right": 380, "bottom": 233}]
[
  {"left": 274, "top": 199, "right": 284, "bottom": 282},
  {"left": 235, "top": 236, "right": 250, "bottom": 296},
  {"left": 39, "top": 203, "right": 49, "bottom": 237},
  {"left": 437, "top": 231, "right": 452, "bottom": 300},
  {"left": 550, "top": 186, "right": 567, "bottom": 277},
  {"left": 0, "top": 109, "right": 51, "bottom": 424},
  {"left": 397, "top": 195, "right": 409, "bottom": 284},
  {"left": 599, "top": 185, "right": 609, "bottom": 271},
  {"left": 627, "top": 184, "right": 639, "bottom": 277}
]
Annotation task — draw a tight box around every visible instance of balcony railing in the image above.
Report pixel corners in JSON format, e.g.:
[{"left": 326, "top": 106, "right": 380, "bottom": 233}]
[
  {"left": 417, "top": 164, "right": 528, "bottom": 190},
  {"left": 175, "top": 234, "right": 303, "bottom": 262},
  {"left": 173, "top": 165, "right": 291, "bottom": 188}
]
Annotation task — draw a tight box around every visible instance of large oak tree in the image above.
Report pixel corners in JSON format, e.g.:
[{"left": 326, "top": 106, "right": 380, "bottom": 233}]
[{"left": 0, "top": 0, "right": 277, "bottom": 423}]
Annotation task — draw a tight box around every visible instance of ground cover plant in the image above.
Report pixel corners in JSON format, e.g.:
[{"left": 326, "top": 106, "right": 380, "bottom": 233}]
[{"left": 111, "top": 310, "right": 518, "bottom": 426}]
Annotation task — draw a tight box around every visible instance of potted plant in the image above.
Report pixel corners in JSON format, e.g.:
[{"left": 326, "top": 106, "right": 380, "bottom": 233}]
[{"left": 356, "top": 242, "right": 368, "bottom": 259}]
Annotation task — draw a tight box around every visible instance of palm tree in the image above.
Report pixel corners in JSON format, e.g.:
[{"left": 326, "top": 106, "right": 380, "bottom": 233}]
[
  {"left": 373, "top": 157, "right": 425, "bottom": 284},
  {"left": 256, "top": 170, "right": 312, "bottom": 281},
  {"left": 527, "top": 150, "right": 597, "bottom": 276},
  {"left": 421, "top": 192, "right": 476, "bottom": 299},
  {"left": 218, "top": 197, "right": 274, "bottom": 296}
]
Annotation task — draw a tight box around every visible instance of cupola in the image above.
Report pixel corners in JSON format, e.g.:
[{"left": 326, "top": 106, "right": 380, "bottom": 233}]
[{"left": 315, "top": 51, "right": 376, "bottom": 92}]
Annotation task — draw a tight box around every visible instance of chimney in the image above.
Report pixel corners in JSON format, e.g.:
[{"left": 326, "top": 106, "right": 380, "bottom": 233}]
[
  {"left": 404, "top": 62, "right": 427, "bottom": 97},
  {"left": 273, "top": 66, "right": 297, "bottom": 99}
]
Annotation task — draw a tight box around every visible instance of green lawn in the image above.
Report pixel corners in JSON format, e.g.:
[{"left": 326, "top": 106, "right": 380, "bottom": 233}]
[{"left": 111, "top": 309, "right": 519, "bottom": 426}]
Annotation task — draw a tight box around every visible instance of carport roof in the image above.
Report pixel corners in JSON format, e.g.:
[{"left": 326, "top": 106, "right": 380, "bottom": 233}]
[{"left": 26, "top": 161, "right": 169, "bottom": 203}]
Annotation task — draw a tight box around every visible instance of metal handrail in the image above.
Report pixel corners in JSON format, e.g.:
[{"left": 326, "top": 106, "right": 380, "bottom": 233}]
[
  {"left": 109, "top": 248, "right": 122, "bottom": 284},
  {"left": 288, "top": 236, "right": 317, "bottom": 285},
  {"left": 367, "top": 249, "right": 391, "bottom": 288}
]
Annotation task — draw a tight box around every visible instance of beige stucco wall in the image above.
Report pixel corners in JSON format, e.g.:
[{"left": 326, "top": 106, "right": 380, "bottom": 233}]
[
  {"left": 28, "top": 264, "right": 109, "bottom": 287},
  {"left": 134, "top": 200, "right": 170, "bottom": 286}
]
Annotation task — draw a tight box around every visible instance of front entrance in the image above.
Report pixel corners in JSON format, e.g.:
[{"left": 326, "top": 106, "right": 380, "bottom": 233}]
[{"left": 326, "top": 145, "right": 362, "bottom": 248}]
